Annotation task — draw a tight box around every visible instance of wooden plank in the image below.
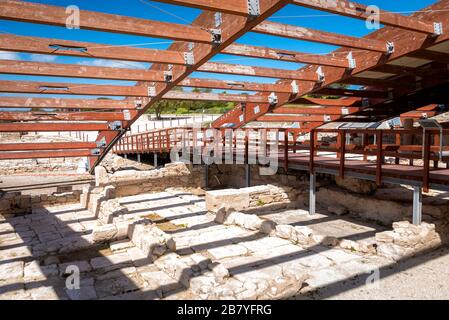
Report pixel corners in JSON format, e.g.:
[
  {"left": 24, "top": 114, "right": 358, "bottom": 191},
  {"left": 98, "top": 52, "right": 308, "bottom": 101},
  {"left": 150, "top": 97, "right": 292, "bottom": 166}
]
[
  {"left": 0, "top": 123, "right": 112, "bottom": 132},
  {"left": 0, "top": 97, "right": 136, "bottom": 110},
  {"left": 0, "top": 111, "right": 128, "bottom": 121},
  {"left": 0, "top": 150, "right": 93, "bottom": 160},
  {"left": 0, "top": 142, "right": 97, "bottom": 151}
]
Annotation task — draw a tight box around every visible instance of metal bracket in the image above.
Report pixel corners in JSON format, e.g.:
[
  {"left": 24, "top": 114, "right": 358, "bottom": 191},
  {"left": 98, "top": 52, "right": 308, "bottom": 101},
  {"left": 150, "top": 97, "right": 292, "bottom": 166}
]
[
  {"left": 362, "top": 98, "right": 370, "bottom": 108},
  {"left": 268, "top": 92, "right": 278, "bottom": 105},
  {"left": 210, "top": 29, "right": 222, "bottom": 47},
  {"left": 188, "top": 42, "right": 194, "bottom": 51},
  {"left": 346, "top": 52, "right": 356, "bottom": 69},
  {"left": 214, "top": 12, "right": 222, "bottom": 27},
  {"left": 108, "top": 121, "right": 122, "bottom": 131},
  {"left": 96, "top": 138, "right": 107, "bottom": 148},
  {"left": 247, "top": 0, "right": 260, "bottom": 18},
  {"left": 323, "top": 115, "right": 331, "bottom": 122},
  {"left": 147, "top": 86, "right": 156, "bottom": 97},
  {"left": 291, "top": 80, "right": 299, "bottom": 94},
  {"left": 123, "top": 110, "right": 131, "bottom": 121},
  {"left": 239, "top": 114, "right": 245, "bottom": 122},
  {"left": 316, "top": 67, "right": 325, "bottom": 82},
  {"left": 253, "top": 105, "right": 260, "bottom": 114},
  {"left": 184, "top": 52, "right": 195, "bottom": 66},
  {"left": 164, "top": 70, "right": 173, "bottom": 83},
  {"left": 134, "top": 99, "right": 143, "bottom": 109},
  {"left": 386, "top": 42, "right": 395, "bottom": 54},
  {"left": 434, "top": 22, "right": 443, "bottom": 36},
  {"left": 91, "top": 148, "right": 101, "bottom": 156},
  {"left": 341, "top": 107, "right": 349, "bottom": 115}
]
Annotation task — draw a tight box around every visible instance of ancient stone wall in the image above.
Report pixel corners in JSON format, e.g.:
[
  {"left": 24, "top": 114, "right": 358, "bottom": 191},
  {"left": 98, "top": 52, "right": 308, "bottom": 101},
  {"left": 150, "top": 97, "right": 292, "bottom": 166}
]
[
  {"left": 95, "top": 162, "right": 205, "bottom": 197},
  {"left": 0, "top": 190, "right": 81, "bottom": 217}
]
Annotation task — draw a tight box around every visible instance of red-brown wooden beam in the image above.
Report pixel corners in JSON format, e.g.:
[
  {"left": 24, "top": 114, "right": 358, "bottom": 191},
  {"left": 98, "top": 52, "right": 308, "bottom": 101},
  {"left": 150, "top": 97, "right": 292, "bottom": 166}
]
[
  {"left": 223, "top": 43, "right": 350, "bottom": 68},
  {"left": 314, "top": 88, "right": 390, "bottom": 99},
  {"left": 0, "top": 123, "right": 112, "bottom": 132},
  {"left": 0, "top": 79, "right": 293, "bottom": 96},
  {"left": 180, "top": 77, "right": 293, "bottom": 93},
  {"left": 0, "top": 111, "right": 128, "bottom": 121},
  {"left": 0, "top": 150, "right": 93, "bottom": 160},
  {"left": 291, "top": 0, "right": 439, "bottom": 35},
  {"left": 0, "top": 97, "right": 136, "bottom": 110},
  {"left": 0, "top": 0, "right": 212, "bottom": 43},
  {"left": 152, "top": 0, "right": 250, "bottom": 16},
  {"left": 253, "top": 21, "right": 390, "bottom": 53},
  {"left": 257, "top": 114, "right": 340, "bottom": 122},
  {"left": 0, "top": 142, "right": 97, "bottom": 151},
  {"left": 0, "top": 34, "right": 187, "bottom": 65},
  {"left": 163, "top": 91, "right": 267, "bottom": 103},
  {"left": 198, "top": 62, "right": 318, "bottom": 81},
  {"left": 274, "top": 106, "right": 362, "bottom": 115},
  {"left": 0, "top": 60, "right": 165, "bottom": 82}
]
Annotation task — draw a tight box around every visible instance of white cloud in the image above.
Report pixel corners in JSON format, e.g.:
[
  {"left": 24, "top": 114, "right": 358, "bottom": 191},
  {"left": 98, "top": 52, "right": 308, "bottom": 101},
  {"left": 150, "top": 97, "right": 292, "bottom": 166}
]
[
  {"left": 0, "top": 51, "right": 21, "bottom": 60},
  {"left": 30, "top": 54, "right": 57, "bottom": 62},
  {"left": 77, "top": 58, "right": 148, "bottom": 69}
]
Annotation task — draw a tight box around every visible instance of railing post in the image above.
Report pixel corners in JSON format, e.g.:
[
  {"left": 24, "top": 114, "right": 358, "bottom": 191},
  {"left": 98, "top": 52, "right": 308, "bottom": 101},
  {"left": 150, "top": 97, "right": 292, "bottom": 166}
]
[
  {"left": 310, "top": 129, "right": 315, "bottom": 175},
  {"left": 362, "top": 133, "right": 368, "bottom": 161},
  {"left": 339, "top": 130, "right": 346, "bottom": 178},
  {"left": 376, "top": 130, "right": 383, "bottom": 186}
]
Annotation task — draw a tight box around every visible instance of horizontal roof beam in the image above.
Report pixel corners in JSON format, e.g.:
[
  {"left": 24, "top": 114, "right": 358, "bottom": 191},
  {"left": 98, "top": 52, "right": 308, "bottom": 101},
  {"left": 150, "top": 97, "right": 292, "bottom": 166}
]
[
  {"left": 0, "top": 60, "right": 165, "bottom": 82},
  {"left": 0, "top": 34, "right": 187, "bottom": 65},
  {"left": 0, "top": 97, "right": 136, "bottom": 110},
  {"left": 314, "top": 88, "right": 390, "bottom": 99},
  {"left": 0, "top": 150, "right": 94, "bottom": 160},
  {"left": 0, "top": 111, "right": 129, "bottom": 121},
  {"left": 291, "top": 0, "right": 440, "bottom": 35},
  {"left": 0, "top": 123, "right": 113, "bottom": 132},
  {"left": 0, "top": 0, "right": 212, "bottom": 43},
  {"left": 152, "top": 0, "right": 250, "bottom": 16},
  {"left": 257, "top": 114, "right": 341, "bottom": 122},
  {"left": 223, "top": 43, "right": 350, "bottom": 68},
  {"left": 0, "top": 79, "right": 294, "bottom": 95},
  {"left": 180, "top": 78, "right": 293, "bottom": 93},
  {"left": 0, "top": 142, "right": 98, "bottom": 151},
  {"left": 198, "top": 62, "right": 318, "bottom": 81},
  {"left": 253, "top": 21, "right": 391, "bottom": 53},
  {"left": 163, "top": 91, "right": 267, "bottom": 103},
  {"left": 274, "top": 106, "right": 362, "bottom": 115}
]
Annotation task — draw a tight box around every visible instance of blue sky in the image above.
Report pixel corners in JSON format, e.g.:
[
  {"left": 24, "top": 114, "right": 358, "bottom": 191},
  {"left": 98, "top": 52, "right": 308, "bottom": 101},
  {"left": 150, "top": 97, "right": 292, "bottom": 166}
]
[{"left": 0, "top": 0, "right": 438, "bottom": 101}]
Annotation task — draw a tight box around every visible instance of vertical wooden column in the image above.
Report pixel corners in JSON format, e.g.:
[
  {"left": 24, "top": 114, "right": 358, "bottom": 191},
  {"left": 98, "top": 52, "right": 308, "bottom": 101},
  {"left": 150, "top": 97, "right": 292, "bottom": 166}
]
[{"left": 423, "top": 131, "right": 431, "bottom": 192}]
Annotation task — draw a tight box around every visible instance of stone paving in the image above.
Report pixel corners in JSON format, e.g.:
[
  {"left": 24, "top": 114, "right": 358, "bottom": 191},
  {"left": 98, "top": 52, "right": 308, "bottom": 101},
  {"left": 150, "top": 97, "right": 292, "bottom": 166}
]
[{"left": 0, "top": 190, "right": 419, "bottom": 300}]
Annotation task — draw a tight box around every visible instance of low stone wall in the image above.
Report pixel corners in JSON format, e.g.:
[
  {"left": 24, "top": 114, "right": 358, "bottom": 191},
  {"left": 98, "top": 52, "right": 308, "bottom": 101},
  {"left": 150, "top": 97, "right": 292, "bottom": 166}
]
[
  {"left": 205, "top": 184, "right": 300, "bottom": 213},
  {"left": 0, "top": 190, "right": 81, "bottom": 217},
  {"left": 375, "top": 221, "right": 447, "bottom": 261},
  {"left": 95, "top": 162, "right": 204, "bottom": 197},
  {"left": 307, "top": 187, "right": 449, "bottom": 225}
]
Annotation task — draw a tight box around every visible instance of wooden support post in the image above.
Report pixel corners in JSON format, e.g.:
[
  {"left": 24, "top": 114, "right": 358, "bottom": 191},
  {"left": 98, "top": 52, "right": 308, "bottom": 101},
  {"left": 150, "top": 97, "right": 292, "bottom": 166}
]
[
  {"left": 310, "top": 129, "right": 315, "bottom": 175},
  {"left": 376, "top": 131, "right": 383, "bottom": 186},
  {"left": 362, "top": 133, "right": 368, "bottom": 161},
  {"left": 395, "top": 133, "right": 401, "bottom": 164}
]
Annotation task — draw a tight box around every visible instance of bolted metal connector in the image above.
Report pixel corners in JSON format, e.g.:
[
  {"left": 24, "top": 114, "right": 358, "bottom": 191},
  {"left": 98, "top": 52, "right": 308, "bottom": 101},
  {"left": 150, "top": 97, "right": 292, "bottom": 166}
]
[
  {"left": 386, "top": 42, "right": 395, "bottom": 54},
  {"left": 134, "top": 99, "right": 143, "bottom": 109},
  {"left": 247, "top": 0, "right": 260, "bottom": 19},
  {"left": 362, "top": 98, "right": 370, "bottom": 108},
  {"left": 323, "top": 115, "right": 331, "bottom": 122},
  {"left": 253, "top": 105, "right": 260, "bottom": 114},
  {"left": 91, "top": 149, "right": 101, "bottom": 156},
  {"left": 341, "top": 107, "right": 349, "bottom": 115},
  {"left": 108, "top": 121, "right": 122, "bottom": 131},
  {"left": 96, "top": 138, "right": 107, "bottom": 148},
  {"left": 346, "top": 52, "right": 356, "bottom": 69},
  {"left": 210, "top": 29, "right": 222, "bottom": 47},
  {"left": 147, "top": 86, "right": 156, "bottom": 97},
  {"left": 239, "top": 114, "right": 245, "bottom": 122},
  {"left": 164, "top": 70, "right": 173, "bottom": 83},
  {"left": 268, "top": 92, "right": 278, "bottom": 105},
  {"left": 123, "top": 110, "right": 131, "bottom": 121},
  {"left": 184, "top": 52, "right": 195, "bottom": 66},
  {"left": 434, "top": 22, "right": 443, "bottom": 36},
  {"left": 291, "top": 80, "right": 299, "bottom": 94},
  {"left": 316, "top": 66, "right": 325, "bottom": 82},
  {"left": 214, "top": 12, "right": 222, "bottom": 27}
]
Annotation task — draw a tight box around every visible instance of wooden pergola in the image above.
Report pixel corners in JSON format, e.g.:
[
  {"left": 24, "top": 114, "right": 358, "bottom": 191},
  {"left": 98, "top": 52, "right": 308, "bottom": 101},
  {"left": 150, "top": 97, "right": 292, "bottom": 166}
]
[{"left": 1, "top": 0, "right": 449, "bottom": 172}]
